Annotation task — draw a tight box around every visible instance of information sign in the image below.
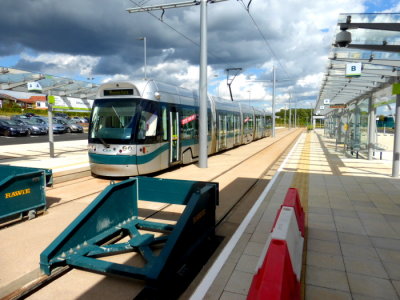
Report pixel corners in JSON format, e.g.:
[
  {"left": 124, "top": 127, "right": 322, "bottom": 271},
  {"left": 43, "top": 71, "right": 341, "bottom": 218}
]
[
  {"left": 330, "top": 104, "right": 347, "bottom": 109},
  {"left": 345, "top": 63, "right": 362, "bottom": 78}
]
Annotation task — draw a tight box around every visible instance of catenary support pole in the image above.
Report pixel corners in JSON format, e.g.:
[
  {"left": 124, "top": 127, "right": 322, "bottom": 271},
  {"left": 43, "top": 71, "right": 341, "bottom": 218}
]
[
  {"left": 289, "top": 96, "right": 292, "bottom": 129},
  {"left": 367, "top": 95, "right": 375, "bottom": 160},
  {"left": 126, "top": 0, "right": 228, "bottom": 169},
  {"left": 47, "top": 94, "right": 54, "bottom": 158},
  {"left": 392, "top": 93, "right": 400, "bottom": 177},
  {"left": 198, "top": 0, "right": 208, "bottom": 168},
  {"left": 272, "top": 66, "right": 276, "bottom": 137}
]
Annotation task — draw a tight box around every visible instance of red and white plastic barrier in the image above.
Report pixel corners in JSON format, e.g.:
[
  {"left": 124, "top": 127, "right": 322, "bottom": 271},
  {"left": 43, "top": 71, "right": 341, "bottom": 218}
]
[{"left": 247, "top": 188, "right": 305, "bottom": 300}]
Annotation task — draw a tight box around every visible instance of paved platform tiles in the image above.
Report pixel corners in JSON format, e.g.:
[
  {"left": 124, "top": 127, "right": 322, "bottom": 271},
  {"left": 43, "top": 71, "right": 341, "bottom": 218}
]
[{"left": 203, "top": 130, "right": 400, "bottom": 300}]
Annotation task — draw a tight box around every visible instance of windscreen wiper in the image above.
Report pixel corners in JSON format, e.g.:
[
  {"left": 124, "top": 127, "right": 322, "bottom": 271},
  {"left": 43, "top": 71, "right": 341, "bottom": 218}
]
[
  {"left": 112, "top": 106, "right": 124, "bottom": 127},
  {"left": 98, "top": 137, "right": 110, "bottom": 148}
]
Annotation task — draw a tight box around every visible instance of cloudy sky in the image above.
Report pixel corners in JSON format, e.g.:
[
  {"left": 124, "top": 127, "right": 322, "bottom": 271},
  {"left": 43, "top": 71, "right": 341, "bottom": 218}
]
[{"left": 0, "top": 0, "right": 399, "bottom": 112}]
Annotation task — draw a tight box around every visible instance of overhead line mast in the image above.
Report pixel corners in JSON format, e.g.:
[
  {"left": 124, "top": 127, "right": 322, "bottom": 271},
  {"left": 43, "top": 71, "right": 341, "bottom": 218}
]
[
  {"left": 226, "top": 67, "right": 242, "bottom": 101},
  {"left": 126, "top": 0, "right": 228, "bottom": 168}
]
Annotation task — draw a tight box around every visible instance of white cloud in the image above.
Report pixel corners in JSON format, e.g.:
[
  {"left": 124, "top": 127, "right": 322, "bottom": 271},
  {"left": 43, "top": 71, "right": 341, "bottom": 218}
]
[
  {"left": 101, "top": 74, "right": 130, "bottom": 83},
  {"left": 2, "top": 0, "right": 380, "bottom": 109},
  {"left": 381, "top": 3, "right": 400, "bottom": 13},
  {"left": 296, "top": 73, "right": 324, "bottom": 89},
  {"left": 20, "top": 52, "right": 100, "bottom": 77}
]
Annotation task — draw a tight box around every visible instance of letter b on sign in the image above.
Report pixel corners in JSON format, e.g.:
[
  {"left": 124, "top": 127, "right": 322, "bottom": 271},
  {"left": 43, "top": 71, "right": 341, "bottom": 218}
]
[{"left": 346, "top": 63, "right": 362, "bottom": 77}]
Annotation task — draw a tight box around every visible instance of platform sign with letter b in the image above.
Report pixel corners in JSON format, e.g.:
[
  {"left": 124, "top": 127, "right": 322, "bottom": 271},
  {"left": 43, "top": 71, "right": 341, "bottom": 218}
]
[{"left": 346, "top": 63, "right": 362, "bottom": 78}]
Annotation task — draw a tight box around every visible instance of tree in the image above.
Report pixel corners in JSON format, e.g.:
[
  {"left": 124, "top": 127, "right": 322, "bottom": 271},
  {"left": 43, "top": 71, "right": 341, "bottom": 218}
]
[{"left": 275, "top": 108, "right": 313, "bottom": 127}]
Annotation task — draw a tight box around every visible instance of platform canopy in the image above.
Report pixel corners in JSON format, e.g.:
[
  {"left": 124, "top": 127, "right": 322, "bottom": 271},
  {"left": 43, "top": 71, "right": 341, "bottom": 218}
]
[
  {"left": 0, "top": 67, "right": 98, "bottom": 99},
  {"left": 315, "top": 13, "right": 400, "bottom": 116}
]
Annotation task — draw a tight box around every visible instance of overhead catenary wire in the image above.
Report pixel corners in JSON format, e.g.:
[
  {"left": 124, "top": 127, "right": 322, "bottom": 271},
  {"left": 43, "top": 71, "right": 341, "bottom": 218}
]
[
  {"left": 236, "top": 0, "right": 310, "bottom": 119},
  {"left": 237, "top": 0, "right": 292, "bottom": 81},
  {"left": 128, "top": 0, "right": 221, "bottom": 60}
]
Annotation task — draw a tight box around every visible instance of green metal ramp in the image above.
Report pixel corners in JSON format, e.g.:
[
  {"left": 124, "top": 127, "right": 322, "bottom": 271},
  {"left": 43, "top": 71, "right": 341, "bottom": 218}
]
[{"left": 40, "top": 177, "right": 219, "bottom": 297}]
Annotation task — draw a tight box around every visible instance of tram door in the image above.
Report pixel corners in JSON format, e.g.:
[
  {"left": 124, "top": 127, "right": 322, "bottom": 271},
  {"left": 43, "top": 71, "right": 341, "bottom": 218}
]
[
  {"left": 218, "top": 114, "right": 227, "bottom": 150},
  {"left": 169, "top": 109, "right": 181, "bottom": 164},
  {"left": 234, "top": 114, "right": 240, "bottom": 145}
]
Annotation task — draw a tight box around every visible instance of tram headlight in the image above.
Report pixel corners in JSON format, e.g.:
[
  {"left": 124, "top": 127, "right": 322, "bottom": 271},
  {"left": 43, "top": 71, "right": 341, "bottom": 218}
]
[
  {"left": 121, "top": 146, "right": 134, "bottom": 152},
  {"left": 154, "top": 92, "right": 161, "bottom": 100}
]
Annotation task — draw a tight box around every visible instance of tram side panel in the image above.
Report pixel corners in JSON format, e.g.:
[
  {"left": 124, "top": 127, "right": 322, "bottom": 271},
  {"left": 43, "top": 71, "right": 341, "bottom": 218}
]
[{"left": 89, "top": 80, "right": 272, "bottom": 177}]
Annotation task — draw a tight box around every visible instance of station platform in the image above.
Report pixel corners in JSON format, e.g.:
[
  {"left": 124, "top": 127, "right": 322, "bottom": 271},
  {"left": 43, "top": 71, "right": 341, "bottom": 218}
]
[
  {"left": 192, "top": 129, "right": 400, "bottom": 299},
  {"left": 1, "top": 129, "right": 399, "bottom": 299},
  {"left": 0, "top": 140, "right": 90, "bottom": 182}
]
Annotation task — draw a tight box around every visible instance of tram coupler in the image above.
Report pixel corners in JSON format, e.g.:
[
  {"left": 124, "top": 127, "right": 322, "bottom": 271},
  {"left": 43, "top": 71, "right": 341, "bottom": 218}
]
[{"left": 40, "top": 177, "right": 219, "bottom": 295}]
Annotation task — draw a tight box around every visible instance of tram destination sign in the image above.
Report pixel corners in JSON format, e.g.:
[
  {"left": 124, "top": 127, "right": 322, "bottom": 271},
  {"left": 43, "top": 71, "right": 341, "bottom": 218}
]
[
  {"left": 330, "top": 104, "right": 347, "bottom": 109},
  {"left": 104, "top": 89, "right": 134, "bottom": 96}
]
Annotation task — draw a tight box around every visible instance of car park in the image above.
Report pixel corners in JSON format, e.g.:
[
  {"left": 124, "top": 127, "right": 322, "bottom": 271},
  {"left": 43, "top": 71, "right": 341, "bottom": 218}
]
[{"left": 0, "top": 120, "right": 29, "bottom": 136}]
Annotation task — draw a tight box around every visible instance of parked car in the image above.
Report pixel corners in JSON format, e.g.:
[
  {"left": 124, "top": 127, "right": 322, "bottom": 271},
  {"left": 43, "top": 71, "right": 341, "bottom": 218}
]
[
  {"left": 10, "top": 115, "right": 29, "bottom": 121},
  {"left": 13, "top": 119, "right": 48, "bottom": 135},
  {"left": 30, "top": 116, "right": 47, "bottom": 123},
  {"left": 51, "top": 123, "right": 66, "bottom": 134},
  {"left": 0, "top": 120, "right": 29, "bottom": 136},
  {"left": 24, "top": 112, "right": 36, "bottom": 118},
  {"left": 54, "top": 119, "right": 83, "bottom": 133},
  {"left": 71, "top": 116, "right": 89, "bottom": 123},
  {"left": 55, "top": 112, "right": 69, "bottom": 119},
  {"left": 30, "top": 117, "right": 65, "bottom": 134}
]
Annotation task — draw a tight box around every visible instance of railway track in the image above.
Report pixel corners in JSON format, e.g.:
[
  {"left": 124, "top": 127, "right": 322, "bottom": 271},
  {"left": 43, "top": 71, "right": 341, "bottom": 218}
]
[{"left": 1, "top": 128, "right": 303, "bottom": 300}]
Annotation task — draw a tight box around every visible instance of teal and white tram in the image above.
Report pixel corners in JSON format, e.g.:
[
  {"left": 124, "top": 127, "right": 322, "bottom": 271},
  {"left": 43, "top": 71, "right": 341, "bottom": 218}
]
[{"left": 88, "top": 80, "right": 271, "bottom": 177}]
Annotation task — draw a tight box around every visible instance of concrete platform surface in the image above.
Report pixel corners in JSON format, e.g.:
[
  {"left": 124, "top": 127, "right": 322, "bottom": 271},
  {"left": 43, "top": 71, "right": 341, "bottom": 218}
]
[
  {"left": 0, "top": 139, "right": 89, "bottom": 173},
  {"left": 194, "top": 130, "right": 400, "bottom": 299}
]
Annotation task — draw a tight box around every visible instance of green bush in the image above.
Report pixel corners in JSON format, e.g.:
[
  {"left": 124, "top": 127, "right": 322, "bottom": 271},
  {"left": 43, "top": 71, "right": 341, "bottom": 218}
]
[{"left": 0, "top": 108, "right": 91, "bottom": 118}]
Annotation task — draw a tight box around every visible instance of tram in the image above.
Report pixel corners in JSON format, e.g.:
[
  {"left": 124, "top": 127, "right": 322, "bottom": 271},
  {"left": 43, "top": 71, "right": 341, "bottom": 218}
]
[{"left": 88, "top": 80, "right": 272, "bottom": 177}]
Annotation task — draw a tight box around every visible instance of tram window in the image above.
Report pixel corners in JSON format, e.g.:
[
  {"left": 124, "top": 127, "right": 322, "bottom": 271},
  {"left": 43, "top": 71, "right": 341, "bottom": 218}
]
[
  {"left": 162, "top": 106, "right": 168, "bottom": 141},
  {"left": 181, "top": 107, "right": 198, "bottom": 140},
  {"left": 90, "top": 100, "right": 137, "bottom": 141},
  {"left": 137, "top": 101, "right": 159, "bottom": 143}
]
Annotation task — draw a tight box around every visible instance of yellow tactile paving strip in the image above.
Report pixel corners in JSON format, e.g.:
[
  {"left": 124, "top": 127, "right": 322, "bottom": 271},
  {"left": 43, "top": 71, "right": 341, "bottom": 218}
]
[{"left": 290, "top": 132, "right": 311, "bottom": 299}]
